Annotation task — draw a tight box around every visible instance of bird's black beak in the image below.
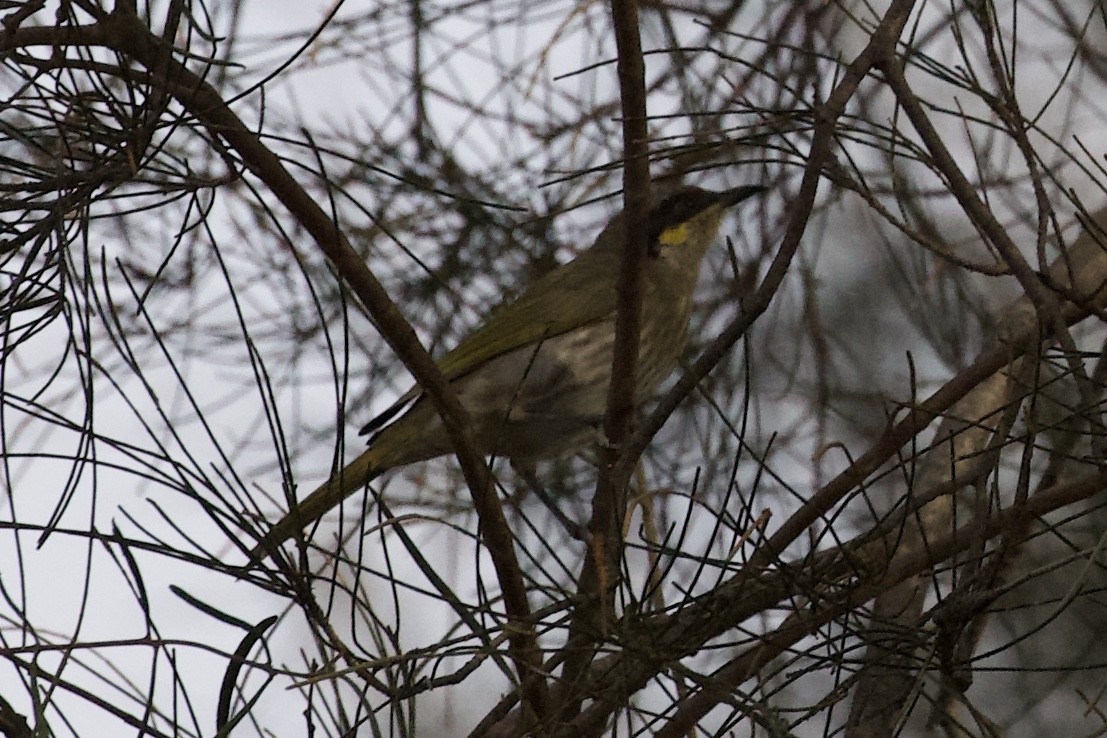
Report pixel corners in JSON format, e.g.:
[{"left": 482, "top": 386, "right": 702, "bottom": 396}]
[{"left": 718, "top": 184, "right": 767, "bottom": 208}]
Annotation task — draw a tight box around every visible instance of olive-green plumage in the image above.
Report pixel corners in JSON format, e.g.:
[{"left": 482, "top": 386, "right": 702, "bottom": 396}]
[{"left": 255, "top": 185, "right": 762, "bottom": 556}]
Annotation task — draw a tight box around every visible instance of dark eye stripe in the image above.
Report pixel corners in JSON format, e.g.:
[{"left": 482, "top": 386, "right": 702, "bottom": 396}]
[{"left": 647, "top": 188, "right": 718, "bottom": 245}]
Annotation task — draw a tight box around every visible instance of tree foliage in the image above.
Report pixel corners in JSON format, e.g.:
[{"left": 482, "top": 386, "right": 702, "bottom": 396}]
[{"left": 3, "top": 1, "right": 1107, "bottom": 736}]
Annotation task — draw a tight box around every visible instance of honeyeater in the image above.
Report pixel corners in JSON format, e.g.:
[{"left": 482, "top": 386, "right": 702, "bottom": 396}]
[{"left": 254, "top": 184, "right": 763, "bottom": 556}]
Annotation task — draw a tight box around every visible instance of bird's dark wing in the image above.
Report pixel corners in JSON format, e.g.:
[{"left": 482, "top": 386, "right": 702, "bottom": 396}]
[
  {"left": 429, "top": 249, "right": 619, "bottom": 381},
  {"left": 359, "top": 248, "right": 619, "bottom": 435}
]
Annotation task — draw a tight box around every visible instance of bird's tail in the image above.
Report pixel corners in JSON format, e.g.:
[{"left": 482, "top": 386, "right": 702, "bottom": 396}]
[{"left": 250, "top": 446, "right": 383, "bottom": 561}]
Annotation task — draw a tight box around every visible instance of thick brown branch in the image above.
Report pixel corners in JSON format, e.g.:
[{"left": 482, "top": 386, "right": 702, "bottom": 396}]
[{"left": 554, "top": 0, "right": 652, "bottom": 721}]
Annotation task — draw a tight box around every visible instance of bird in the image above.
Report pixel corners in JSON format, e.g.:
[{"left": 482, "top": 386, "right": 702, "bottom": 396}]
[{"left": 253, "top": 184, "right": 764, "bottom": 557}]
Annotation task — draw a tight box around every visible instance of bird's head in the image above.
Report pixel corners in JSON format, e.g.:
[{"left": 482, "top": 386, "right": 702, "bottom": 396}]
[
  {"left": 646, "top": 185, "right": 764, "bottom": 264},
  {"left": 593, "top": 184, "right": 764, "bottom": 273}
]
